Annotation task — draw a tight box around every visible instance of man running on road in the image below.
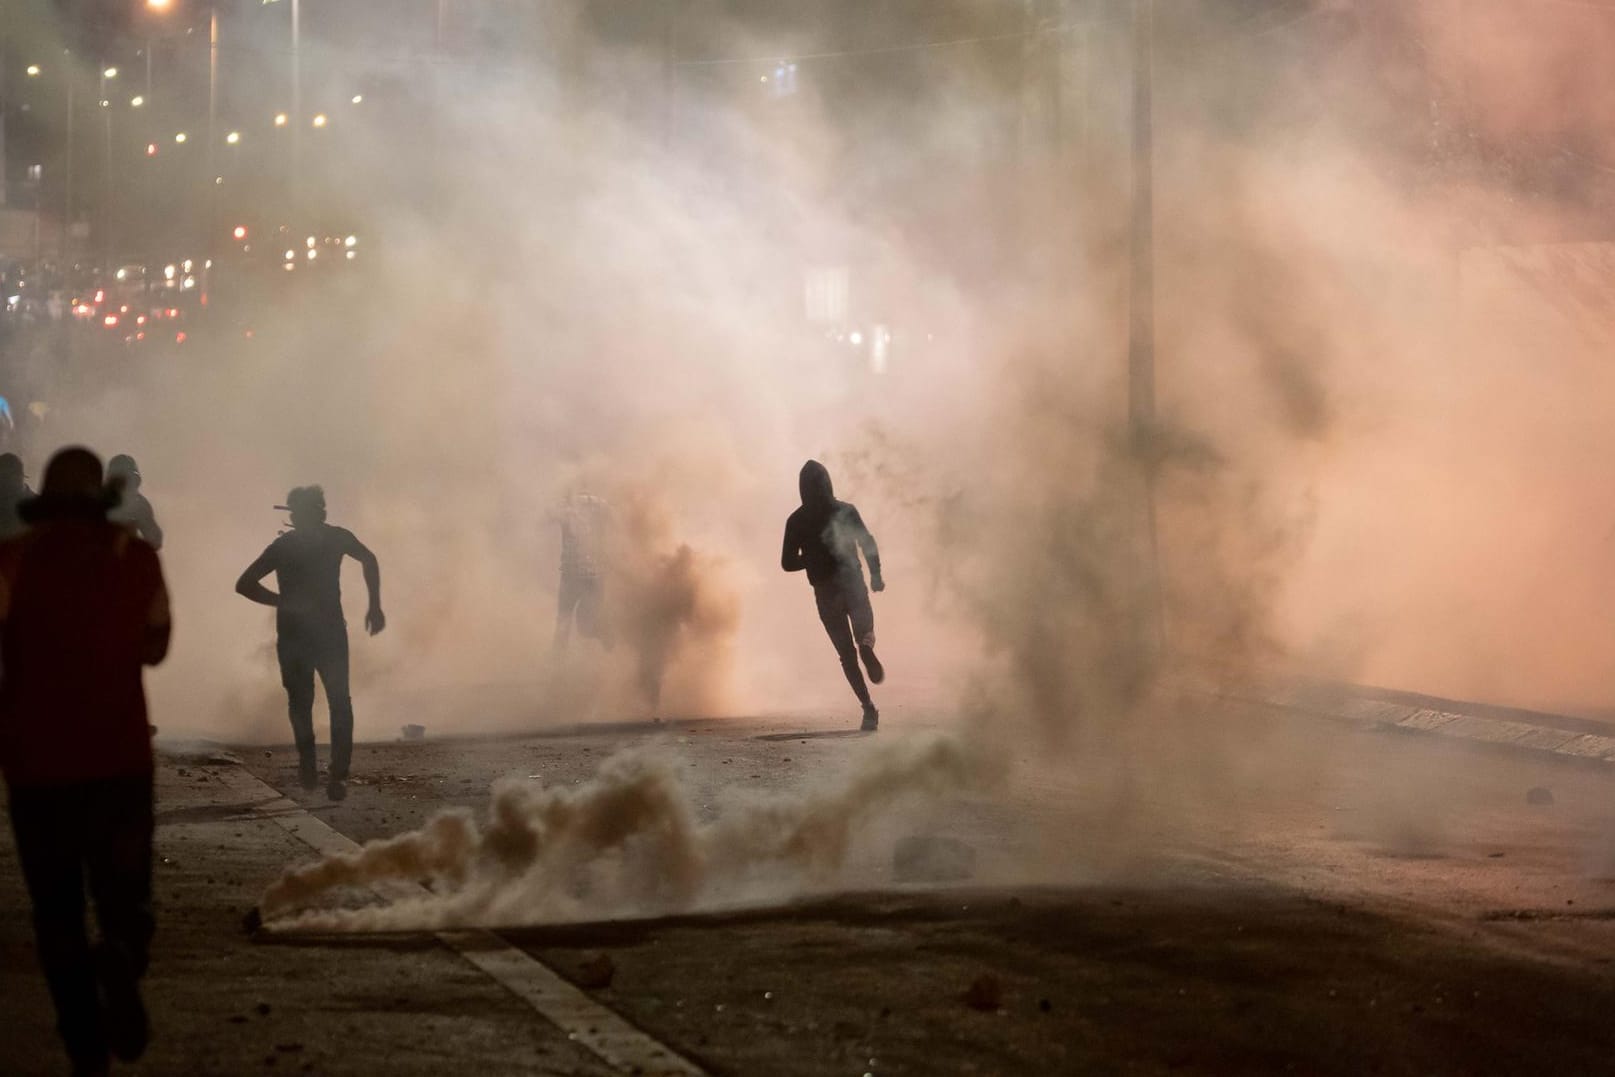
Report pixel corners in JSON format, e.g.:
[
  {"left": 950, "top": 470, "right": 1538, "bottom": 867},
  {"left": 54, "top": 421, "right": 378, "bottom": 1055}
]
[
  {"left": 235, "top": 486, "right": 383, "bottom": 799},
  {"left": 781, "top": 459, "right": 886, "bottom": 731}
]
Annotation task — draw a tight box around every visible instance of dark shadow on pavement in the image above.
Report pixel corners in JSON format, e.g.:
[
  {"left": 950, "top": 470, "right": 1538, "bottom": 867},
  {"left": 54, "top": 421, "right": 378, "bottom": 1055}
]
[
  {"left": 155, "top": 797, "right": 281, "bottom": 826},
  {"left": 754, "top": 729, "right": 871, "bottom": 742}
]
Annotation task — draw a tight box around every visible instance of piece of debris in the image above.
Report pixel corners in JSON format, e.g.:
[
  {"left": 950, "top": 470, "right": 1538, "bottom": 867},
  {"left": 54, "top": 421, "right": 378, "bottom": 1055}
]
[
  {"left": 1526, "top": 787, "right": 1555, "bottom": 806},
  {"left": 401, "top": 724, "right": 426, "bottom": 741},
  {"left": 893, "top": 835, "right": 977, "bottom": 883},
  {"left": 964, "top": 973, "right": 1003, "bottom": 1012},
  {"left": 254, "top": 1002, "right": 272, "bottom": 1017},
  {"left": 575, "top": 953, "right": 616, "bottom": 990}
]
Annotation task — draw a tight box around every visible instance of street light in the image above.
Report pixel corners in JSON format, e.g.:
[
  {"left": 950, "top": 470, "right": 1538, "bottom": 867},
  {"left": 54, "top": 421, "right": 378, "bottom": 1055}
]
[
  {"left": 311, "top": 113, "right": 327, "bottom": 128},
  {"left": 131, "top": 95, "right": 145, "bottom": 107},
  {"left": 351, "top": 94, "right": 363, "bottom": 104},
  {"left": 26, "top": 65, "right": 41, "bottom": 77},
  {"left": 145, "top": 0, "right": 220, "bottom": 299},
  {"left": 226, "top": 130, "right": 241, "bottom": 144},
  {"left": 97, "top": 65, "right": 119, "bottom": 266},
  {"left": 274, "top": 112, "right": 288, "bottom": 126},
  {"left": 174, "top": 131, "right": 187, "bottom": 143}
]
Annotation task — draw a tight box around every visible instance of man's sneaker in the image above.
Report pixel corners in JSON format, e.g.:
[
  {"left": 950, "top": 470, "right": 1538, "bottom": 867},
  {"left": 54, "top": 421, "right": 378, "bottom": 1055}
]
[
  {"left": 860, "top": 704, "right": 879, "bottom": 732},
  {"left": 859, "top": 644, "right": 885, "bottom": 685},
  {"left": 298, "top": 758, "right": 318, "bottom": 791},
  {"left": 94, "top": 944, "right": 149, "bottom": 1063},
  {"left": 326, "top": 778, "right": 347, "bottom": 802}
]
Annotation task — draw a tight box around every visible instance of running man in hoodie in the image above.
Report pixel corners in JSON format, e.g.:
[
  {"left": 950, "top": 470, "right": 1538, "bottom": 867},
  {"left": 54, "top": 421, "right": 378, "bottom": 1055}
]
[{"left": 781, "top": 459, "right": 886, "bottom": 731}]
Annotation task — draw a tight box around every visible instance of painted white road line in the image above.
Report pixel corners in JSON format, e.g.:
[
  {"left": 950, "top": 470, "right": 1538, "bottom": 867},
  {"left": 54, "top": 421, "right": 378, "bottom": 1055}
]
[{"left": 208, "top": 763, "right": 707, "bottom": 1077}]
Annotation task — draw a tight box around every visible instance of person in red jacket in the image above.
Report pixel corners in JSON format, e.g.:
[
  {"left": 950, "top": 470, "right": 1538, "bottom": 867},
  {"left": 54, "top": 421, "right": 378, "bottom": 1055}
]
[{"left": 0, "top": 447, "right": 171, "bottom": 1076}]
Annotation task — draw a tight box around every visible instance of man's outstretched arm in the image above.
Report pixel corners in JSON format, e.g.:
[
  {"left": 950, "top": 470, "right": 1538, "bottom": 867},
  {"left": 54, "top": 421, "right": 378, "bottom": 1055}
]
[
  {"left": 235, "top": 550, "right": 279, "bottom": 607},
  {"left": 347, "top": 534, "right": 386, "bottom": 635},
  {"left": 849, "top": 507, "right": 883, "bottom": 591}
]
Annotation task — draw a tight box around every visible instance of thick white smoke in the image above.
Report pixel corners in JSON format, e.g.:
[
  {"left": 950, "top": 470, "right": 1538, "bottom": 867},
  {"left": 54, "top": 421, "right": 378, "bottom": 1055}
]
[{"left": 259, "top": 732, "right": 997, "bottom": 931}]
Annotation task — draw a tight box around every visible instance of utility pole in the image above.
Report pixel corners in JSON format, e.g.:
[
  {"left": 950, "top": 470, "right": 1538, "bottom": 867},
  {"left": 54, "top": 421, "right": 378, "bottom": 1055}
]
[
  {"left": 61, "top": 74, "right": 74, "bottom": 262},
  {"left": 664, "top": 0, "right": 679, "bottom": 146},
  {"left": 290, "top": 0, "right": 301, "bottom": 219},
  {"left": 1128, "top": 0, "right": 1163, "bottom": 654},
  {"left": 100, "top": 63, "right": 113, "bottom": 269},
  {"left": 1, "top": 56, "right": 9, "bottom": 209},
  {"left": 207, "top": 8, "right": 218, "bottom": 245}
]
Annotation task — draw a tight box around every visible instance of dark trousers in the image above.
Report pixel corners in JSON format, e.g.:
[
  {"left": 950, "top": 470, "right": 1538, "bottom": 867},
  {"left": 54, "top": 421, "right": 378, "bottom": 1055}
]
[
  {"left": 278, "top": 623, "right": 353, "bottom": 778},
  {"left": 9, "top": 774, "right": 155, "bottom": 1068},
  {"left": 814, "top": 580, "right": 876, "bottom": 707}
]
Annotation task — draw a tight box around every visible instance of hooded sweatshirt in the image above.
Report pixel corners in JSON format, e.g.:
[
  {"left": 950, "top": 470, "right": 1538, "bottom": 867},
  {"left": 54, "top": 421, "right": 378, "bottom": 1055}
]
[{"left": 781, "top": 460, "right": 881, "bottom": 589}]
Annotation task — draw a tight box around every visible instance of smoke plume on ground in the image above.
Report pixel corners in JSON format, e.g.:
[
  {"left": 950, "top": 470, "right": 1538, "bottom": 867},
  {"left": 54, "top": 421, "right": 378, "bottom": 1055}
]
[{"left": 259, "top": 732, "right": 995, "bottom": 931}]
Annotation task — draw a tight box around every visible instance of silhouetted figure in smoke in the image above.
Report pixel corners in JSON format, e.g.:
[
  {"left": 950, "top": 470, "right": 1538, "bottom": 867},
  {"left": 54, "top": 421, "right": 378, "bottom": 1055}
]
[
  {"left": 554, "top": 491, "right": 610, "bottom": 654},
  {"left": 0, "top": 447, "right": 171, "bottom": 1075},
  {"left": 0, "top": 452, "right": 33, "bottom": 539},
  {"left": 235, "top": 486, "right": 384, "bottom": 800},
  {"left": 105, "top": 455, "right": 163, "bottom": 551},
  {"left": 781, "top": 460, "right": 886, "bottom": 730}
]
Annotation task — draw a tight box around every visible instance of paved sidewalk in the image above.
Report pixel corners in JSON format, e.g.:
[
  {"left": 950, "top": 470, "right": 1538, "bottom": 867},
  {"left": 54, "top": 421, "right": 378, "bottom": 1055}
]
[
  {"left": 1232, "top": 680, "right": 1615, "bottom": 766},
  {"left": 0, "top": 751, "right": 617, "bottom": 1077}
]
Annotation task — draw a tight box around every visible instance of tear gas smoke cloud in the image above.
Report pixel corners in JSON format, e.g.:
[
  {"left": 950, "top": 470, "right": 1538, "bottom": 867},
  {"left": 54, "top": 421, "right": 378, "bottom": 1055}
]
[
  {"left": 259, "top": 732, "right": 997, "bottom": 931},
  {"left": 18, "top": 3, "right": 1615, "bottom": 810}
]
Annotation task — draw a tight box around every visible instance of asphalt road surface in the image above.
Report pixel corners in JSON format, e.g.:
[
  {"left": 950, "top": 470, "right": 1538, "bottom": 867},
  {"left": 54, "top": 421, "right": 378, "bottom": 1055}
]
[{"left": 6, "top": 698, "right": 1615, "bottom": 1075}]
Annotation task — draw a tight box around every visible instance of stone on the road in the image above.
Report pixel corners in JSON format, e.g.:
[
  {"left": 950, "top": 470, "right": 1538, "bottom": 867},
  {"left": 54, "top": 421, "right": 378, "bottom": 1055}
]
[
  {"left": 963, "top": 973, "right": 1003, "bottom": 1011},
  {"left": 575, "top": 953, "right": 616, "bottom": 990}
]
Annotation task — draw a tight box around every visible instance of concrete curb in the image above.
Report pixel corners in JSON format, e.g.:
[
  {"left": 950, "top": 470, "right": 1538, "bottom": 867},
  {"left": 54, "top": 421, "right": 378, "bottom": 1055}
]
[{"left": 1223, "top": 683, "right": 1615, "bottom": 767}]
